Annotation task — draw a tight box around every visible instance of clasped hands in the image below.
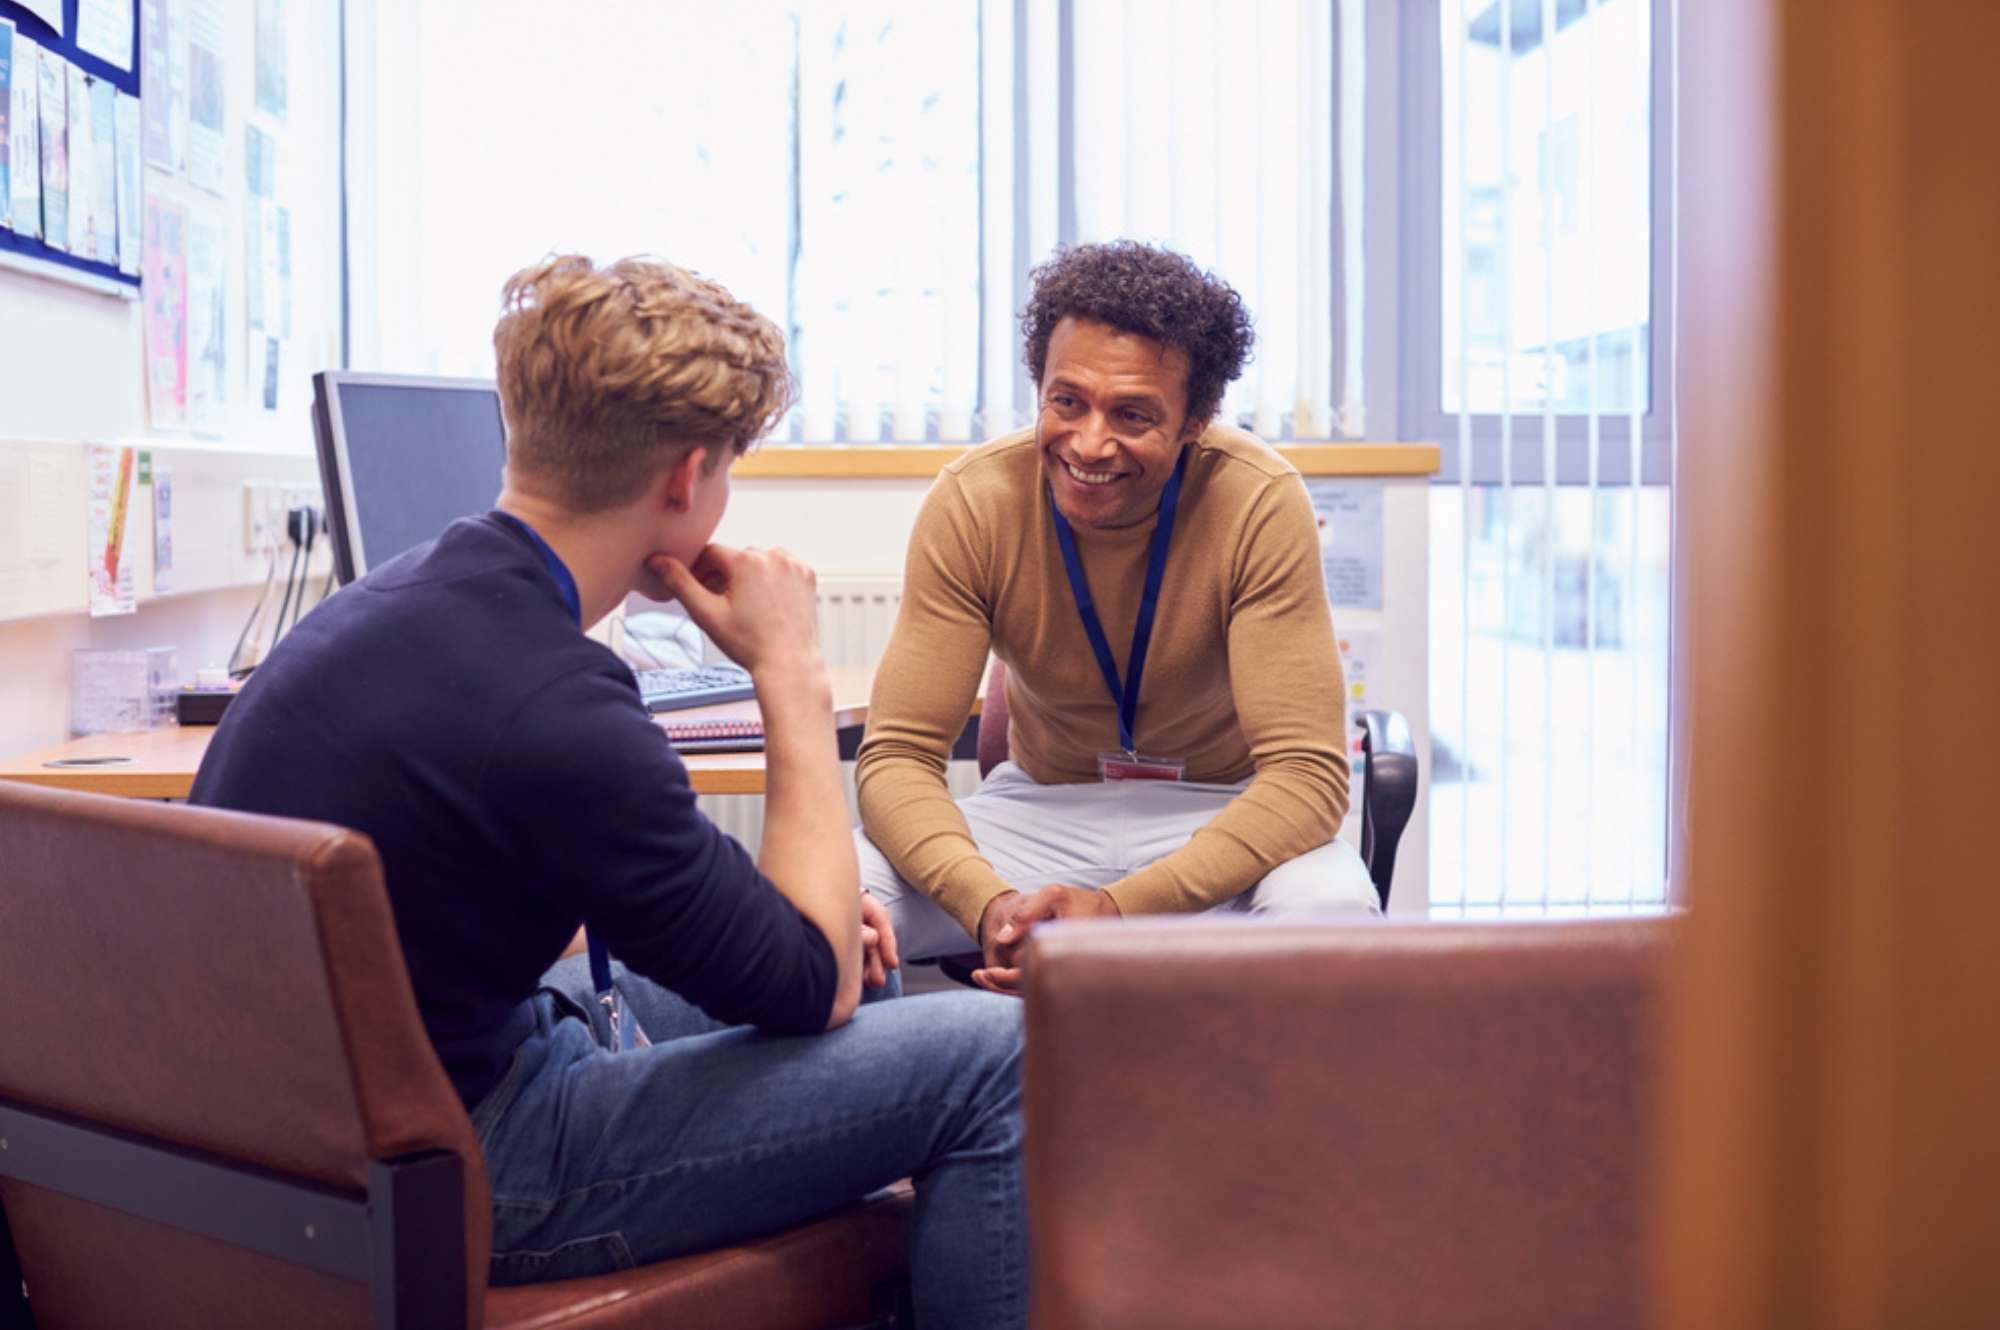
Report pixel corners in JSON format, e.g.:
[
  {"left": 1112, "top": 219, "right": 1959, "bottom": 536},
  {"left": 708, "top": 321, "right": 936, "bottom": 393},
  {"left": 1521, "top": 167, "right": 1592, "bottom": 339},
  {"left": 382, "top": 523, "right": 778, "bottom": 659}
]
[{"left": 970, "top": 885, "right": 1122, "bottom": 995}]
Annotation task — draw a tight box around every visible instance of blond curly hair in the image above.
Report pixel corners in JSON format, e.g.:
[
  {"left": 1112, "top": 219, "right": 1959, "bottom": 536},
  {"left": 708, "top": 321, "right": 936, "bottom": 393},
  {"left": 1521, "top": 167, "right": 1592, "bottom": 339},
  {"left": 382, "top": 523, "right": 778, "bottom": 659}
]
[{"left": 493, "top": 255, "right": 796, "bottom": 512}]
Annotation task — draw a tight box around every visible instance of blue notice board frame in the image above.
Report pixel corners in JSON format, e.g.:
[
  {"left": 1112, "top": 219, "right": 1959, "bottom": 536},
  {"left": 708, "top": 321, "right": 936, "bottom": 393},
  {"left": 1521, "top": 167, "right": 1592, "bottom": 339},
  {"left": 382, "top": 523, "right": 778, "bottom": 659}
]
[{"left": 0, "top": 0, "right": 143, "bottom": 295}]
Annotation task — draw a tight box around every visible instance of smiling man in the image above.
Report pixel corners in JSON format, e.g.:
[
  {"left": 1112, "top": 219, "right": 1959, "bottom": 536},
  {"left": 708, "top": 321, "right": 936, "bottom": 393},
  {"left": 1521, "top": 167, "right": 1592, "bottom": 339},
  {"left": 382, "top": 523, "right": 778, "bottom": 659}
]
[{"left": 855, "top": 241, "right": 1379, "bottom": 992}]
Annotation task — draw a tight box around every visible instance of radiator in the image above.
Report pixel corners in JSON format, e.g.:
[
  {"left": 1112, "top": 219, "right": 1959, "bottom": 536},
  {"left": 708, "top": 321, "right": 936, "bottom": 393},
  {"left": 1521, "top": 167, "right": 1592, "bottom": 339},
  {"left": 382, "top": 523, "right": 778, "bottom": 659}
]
[{"left": 698, "top": 575, "right": 984, "bottom": 850}]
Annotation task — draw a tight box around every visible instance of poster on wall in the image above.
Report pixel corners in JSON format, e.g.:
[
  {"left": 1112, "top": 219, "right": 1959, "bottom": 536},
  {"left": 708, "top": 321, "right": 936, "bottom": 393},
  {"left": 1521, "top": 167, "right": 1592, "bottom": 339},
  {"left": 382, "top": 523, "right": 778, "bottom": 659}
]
[
  {"left": 143, "top": 196, "right": 188, "bottom": 429},
  {"left": 1337, "top": 628, "right": 1379, "bottom": 722},
  {"left": 0, "top": 20, "right": 13, "bottom": 230},
  {"left": 1308, "top": 480, "right": 1386, "bottom": 612},
  {"left": 248, "top": 196, "right": 279, "bottom": 330},
  {"left": 153, "top": 463, "right": 174, "bottom": 594},
  {"left": 244, "top": 121, "right": 274, "bottom": 197},
  {"left": 75, "top": 0, "right": 135, "bottom": 72},
  {"left": 88, "top": 74, "right": 116, "bottom": 263},
  {"left": 139, "top": 0, "right": 188, "bottom": 174},
  {"left": 1335, "top": 627, "right": 1382, "bottom": 828},
  {"left": 64, "top": 62, "right": 94, "bottom": 254},
  {"left": 36, "top": 49, "right": 65, "bottom": 250},
  {"left": 259, "top": 334, "right": 278, "bottom": 410},
  {"left": 87, "top": 444, "right": 139, "bottom": 618},
  {"left": 253, "top": 0, "right": 285, "bottom": 120},
  {"left": 185, "top": 0, "right": 224, "bottom": 194},
  {"left": 243, "top": 195, "right": 260, "bottom": 331},
  {"left": 275, "top": 203, "right": 290, "bottom": 335},
  {"left": 187, "top": 208, "right": 225, "bottom": 434},
  {"left": 113, "top": 90, "right": 140, "bottom": 273},
  {"left": 8, "top": 32, "right": 41, "bottom": 238}
]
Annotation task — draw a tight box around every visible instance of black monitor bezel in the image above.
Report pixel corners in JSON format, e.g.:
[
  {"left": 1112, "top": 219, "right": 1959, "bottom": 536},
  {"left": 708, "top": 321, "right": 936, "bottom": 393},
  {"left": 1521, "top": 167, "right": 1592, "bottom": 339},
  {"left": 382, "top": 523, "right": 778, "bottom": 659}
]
[{"left": 309, "top": 371, "right": 505, "bottom": 586}]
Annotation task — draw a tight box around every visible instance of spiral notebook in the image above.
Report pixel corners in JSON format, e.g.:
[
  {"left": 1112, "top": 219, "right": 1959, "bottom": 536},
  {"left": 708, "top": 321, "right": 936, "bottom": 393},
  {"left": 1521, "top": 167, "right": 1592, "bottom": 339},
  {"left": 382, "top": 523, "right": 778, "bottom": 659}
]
[{"left": 661, "top": 717, "right": 765, "bottom": 753}]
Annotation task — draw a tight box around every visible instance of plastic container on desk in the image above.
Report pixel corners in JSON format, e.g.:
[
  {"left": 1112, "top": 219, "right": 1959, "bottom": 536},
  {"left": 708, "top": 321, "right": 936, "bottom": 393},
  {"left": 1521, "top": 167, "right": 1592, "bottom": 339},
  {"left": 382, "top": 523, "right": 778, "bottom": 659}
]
[{"left": 70, "top": 647, "right": 178, "bottom": 736}]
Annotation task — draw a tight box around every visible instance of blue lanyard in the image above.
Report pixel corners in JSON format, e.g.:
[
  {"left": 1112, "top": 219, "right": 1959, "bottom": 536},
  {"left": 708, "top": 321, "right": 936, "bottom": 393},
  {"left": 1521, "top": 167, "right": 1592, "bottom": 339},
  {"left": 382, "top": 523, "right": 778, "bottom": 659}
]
[
  {"left": 492, "top": 510, "right": 582, "bottom": 623},
  {"left": 1048, "top": 447, "right": 1188, "bottom": 755},
  {"left": 491, "top": 512, "right": 628, "bottom": 1040}
]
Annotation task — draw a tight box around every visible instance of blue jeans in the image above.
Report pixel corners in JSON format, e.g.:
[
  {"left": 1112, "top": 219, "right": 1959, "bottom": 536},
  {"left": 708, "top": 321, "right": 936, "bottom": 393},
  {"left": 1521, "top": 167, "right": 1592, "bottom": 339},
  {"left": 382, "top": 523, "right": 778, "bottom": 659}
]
[{"left": 472, "top": 956, "right": 1026, "bottom": 1330}]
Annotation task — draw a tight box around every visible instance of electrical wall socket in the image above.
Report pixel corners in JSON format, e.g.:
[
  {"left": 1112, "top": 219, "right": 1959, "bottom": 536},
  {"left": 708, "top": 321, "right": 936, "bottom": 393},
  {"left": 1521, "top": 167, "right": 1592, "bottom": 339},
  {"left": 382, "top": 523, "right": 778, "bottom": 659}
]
[
  {"left": 242, "top": 482, "right": 274, "bottom": 552},
  {"left": 242, "top": 481, "right": 323, "bottom": 551}
]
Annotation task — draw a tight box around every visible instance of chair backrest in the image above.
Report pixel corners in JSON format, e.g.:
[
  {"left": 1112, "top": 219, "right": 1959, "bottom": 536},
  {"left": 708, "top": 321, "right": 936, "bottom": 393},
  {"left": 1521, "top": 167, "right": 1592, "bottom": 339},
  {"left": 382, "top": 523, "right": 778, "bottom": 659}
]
[
  {"left": 0, "top": 780, "right": 490, "bottom": 1329},
  {"left": 1025, "top": 915, "right": 1672, "bottom": 1330},
  {"left": 977, "top": 657, "right": 1012, "bottom": 778}
]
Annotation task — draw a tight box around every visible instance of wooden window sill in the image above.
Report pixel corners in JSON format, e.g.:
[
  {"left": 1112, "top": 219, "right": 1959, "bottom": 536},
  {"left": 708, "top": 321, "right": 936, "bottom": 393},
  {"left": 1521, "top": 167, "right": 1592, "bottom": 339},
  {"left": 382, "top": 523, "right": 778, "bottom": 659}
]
[{"left": 733, "top": 442, "right": 1441, "bottom": 479}]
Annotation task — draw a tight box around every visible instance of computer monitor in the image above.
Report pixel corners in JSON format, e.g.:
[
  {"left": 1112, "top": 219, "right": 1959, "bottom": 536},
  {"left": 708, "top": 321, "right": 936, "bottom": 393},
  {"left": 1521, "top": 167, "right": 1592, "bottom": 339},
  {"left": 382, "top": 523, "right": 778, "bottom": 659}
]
[{"left": 310, "top": 372, "right": 509, "bottom": 585}]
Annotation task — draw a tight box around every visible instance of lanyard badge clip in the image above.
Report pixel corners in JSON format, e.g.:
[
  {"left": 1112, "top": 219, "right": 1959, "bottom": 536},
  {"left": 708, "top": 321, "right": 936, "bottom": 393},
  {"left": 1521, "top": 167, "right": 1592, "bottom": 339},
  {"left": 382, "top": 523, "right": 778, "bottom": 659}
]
[
  {"left": 1098, "top": 750, "right": 1188, "bottom": 781},
  {"left": 587, "top": 933, "right": 649, "bottom": 1052}
]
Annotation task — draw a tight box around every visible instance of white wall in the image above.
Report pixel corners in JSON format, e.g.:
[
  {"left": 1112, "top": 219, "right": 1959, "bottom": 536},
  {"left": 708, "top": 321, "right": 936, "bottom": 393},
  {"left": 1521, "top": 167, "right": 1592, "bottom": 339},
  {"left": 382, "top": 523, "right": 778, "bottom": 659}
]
[{"left": 0, "top": 433, "right": 329, "bottom": 754}]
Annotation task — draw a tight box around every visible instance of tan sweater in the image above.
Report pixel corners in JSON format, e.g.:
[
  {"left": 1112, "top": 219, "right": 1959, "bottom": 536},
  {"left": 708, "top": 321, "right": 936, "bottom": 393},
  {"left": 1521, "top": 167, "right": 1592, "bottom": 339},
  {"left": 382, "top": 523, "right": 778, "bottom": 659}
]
[{"left": 855, "top": 424, "right": 1351, "bottom": 932}]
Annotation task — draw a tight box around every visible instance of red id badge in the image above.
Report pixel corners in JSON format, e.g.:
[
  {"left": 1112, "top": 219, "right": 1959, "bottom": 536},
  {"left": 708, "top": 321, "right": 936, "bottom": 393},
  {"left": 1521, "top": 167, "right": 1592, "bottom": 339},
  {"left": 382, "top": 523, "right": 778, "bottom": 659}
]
[{"left": 1098, "top": 751, "right": 1187, "bottom": 782}]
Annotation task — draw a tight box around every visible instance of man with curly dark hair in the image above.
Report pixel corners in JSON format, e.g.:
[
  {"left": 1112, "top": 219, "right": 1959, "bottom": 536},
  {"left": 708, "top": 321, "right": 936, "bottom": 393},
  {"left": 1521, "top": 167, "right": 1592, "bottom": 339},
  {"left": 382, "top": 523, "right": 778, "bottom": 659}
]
[{"left": 855, "top": 241, "right": 1378, "bottom": 991}]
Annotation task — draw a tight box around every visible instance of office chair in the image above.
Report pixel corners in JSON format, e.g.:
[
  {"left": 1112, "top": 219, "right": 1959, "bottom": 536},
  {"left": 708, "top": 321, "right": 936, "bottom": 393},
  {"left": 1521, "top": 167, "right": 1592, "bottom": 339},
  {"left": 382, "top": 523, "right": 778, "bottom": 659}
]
[
  {"left": 0, "top": 780, "right": 910, "bottom": 1330},
  {"left": 935, "top": 659, "right": 1420, "bottom": 984}
]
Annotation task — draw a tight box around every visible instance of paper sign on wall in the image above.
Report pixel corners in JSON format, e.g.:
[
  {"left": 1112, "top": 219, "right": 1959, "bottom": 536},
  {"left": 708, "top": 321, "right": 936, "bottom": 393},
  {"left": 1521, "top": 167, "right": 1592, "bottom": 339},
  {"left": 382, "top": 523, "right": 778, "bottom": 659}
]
[
  {"left": 113, "top": 90, "right": 141, "bottom": 273},
  {"left": 1308, "top": 480, "right": 1385, "bottom": 612},
  {"left": 1338, "top": 627, "right": 1381, "bottom": 741},
  {"left": 10, "top": 32, "right": 44, "bottom": 239},
  {"left": 87, "top": 444, "right": 138, "bottom": 616},
  {"left": 153, "top": 463, "right": 174, "bottom": 594},
  {"left": 140, "top": 0, "right": 188, "bottom": 175},
  {"left": 1337, "top": 627, "right": 1382, "bottom": 839},
  {"left": 188, "top": 209, "right": 225, "bottom": 433},
  {"left": 185, "top": 0, "right": 224, "bottom": 194},
  {"left": 143, "top": 195, "right": 188, "bottom": 429},
  {"left": 75, "top": 0, "right": 135, "bottom": 72}
]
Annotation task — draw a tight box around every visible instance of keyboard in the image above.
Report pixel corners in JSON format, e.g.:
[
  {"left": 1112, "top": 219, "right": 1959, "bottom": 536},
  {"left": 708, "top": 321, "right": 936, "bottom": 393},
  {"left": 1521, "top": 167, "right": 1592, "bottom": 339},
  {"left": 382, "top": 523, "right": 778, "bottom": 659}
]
[{"left": 634, "top": 663, "right": 757, "bottom": 713}]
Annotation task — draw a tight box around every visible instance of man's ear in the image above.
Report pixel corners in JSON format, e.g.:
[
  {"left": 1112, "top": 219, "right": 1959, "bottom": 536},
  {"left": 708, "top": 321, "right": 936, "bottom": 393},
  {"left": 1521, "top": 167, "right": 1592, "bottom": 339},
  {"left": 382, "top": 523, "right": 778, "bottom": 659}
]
[
  {"left": 1180, "top": 414, "right": 1210, "bottom": 444},
  {"left": 659, "top": 447, "right": 706, "bottom": 514}
]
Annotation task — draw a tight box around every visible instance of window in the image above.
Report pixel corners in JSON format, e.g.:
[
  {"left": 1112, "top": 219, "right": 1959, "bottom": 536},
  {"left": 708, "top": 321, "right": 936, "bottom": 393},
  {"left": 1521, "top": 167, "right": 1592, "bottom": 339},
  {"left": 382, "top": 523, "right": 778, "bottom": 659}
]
[
  {"left": 353, "top": 1, "right": 981, "bottom": 442},
  {"left": 1413, "top": 0, "right": 1675, "bottom": 914},
  {"left": 1070, "top": 0, "right": 1365, "bottom": 438},
  {"left": 350, "top": 0, "right": 1368, "bottom": 445},
  {"left": 1441, "top": 0, "right": 1653, "bottom": 417}
]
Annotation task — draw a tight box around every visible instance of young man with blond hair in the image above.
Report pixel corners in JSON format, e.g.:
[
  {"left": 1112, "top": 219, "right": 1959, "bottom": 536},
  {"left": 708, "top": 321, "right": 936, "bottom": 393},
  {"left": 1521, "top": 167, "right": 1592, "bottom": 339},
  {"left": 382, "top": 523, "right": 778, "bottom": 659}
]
[{"left": 192, "top": 255, "right": 1025, "bottom": 1328}]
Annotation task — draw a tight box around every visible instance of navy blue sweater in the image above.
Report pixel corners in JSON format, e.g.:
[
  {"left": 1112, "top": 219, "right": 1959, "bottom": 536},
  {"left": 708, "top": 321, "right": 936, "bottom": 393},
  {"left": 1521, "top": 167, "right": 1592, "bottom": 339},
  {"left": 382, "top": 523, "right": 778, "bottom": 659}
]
[{"left": 190, "top": 513, "right": 836, "bottom": 1108}]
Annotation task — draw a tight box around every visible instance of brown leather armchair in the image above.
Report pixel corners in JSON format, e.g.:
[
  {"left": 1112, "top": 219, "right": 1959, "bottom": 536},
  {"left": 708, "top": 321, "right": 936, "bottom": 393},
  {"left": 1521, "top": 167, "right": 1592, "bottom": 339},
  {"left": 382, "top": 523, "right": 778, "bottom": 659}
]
[
  {"left": 0, "top": 779, "right": 911, "bottom": 1330},
  {"left": 1023, "top": 915, "right": 1672, "bottom": 1330}
]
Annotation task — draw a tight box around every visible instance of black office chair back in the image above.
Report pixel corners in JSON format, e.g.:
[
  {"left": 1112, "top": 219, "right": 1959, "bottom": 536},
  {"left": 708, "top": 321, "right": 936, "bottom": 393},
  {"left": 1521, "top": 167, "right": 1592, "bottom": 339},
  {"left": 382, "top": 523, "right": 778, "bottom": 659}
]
[{"left": 1354, "top": 708, "right": 1419, "bottom": 909}]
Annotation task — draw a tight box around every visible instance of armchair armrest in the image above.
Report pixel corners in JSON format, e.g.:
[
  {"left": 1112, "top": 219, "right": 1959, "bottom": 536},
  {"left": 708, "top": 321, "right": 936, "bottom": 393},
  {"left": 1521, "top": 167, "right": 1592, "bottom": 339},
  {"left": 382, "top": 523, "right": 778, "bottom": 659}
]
[
  {"left": 1354, "top": 708, "right": 1418, "bottom": 906},
  {"left": 1023, "top": 915, "right": 1671, "bottom": 1330}
]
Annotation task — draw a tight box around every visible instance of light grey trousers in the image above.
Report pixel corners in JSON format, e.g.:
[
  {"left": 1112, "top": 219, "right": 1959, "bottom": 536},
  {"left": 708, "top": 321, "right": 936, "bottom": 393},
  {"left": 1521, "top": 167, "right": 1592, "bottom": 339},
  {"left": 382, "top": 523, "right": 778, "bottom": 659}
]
[{"left": 859, "top": 760, "right": 1381, "bottom": 961}]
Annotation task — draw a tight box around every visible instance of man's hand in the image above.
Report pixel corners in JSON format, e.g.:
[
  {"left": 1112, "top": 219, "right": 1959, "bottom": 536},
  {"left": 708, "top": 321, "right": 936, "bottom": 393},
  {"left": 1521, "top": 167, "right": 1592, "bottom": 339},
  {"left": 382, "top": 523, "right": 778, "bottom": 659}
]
[
  {"left": 970, "top": 885, "right": 1121, "bottom": 995},
  {"left": 860, "top": 891, "right": 900, "bottom": 989},
  {"left": 971, "top": 890, "right": 1027, "bottom": 995},
  {"left": 651, "top": 544, "right": 823, "bottom": 678}
]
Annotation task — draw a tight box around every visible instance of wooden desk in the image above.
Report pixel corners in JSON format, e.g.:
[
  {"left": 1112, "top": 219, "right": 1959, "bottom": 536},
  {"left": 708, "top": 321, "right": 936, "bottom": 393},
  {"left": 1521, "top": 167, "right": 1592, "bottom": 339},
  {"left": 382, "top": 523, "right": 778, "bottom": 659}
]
[{"left": 0, "top": 665, "right": 904, "bottom": 800}]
